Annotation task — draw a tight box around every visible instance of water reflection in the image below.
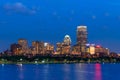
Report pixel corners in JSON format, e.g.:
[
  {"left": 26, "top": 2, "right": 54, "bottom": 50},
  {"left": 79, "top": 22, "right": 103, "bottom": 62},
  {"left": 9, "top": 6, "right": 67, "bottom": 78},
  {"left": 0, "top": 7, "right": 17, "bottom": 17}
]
[
  {"left": 17, "top": 64, "right": 24, "bottom": 80},
  {"left": 94, "top": 64, "right": 102, "bottom": 80},
  {"left": 63, "top": 64, "right": 71, "bottom": 80},
  {"left": 34, "top": 65, "right": 40, "bottom": 80},
  {"left": 43, "top": 64, "right": 50, "bottom": 80},
  {"left": 2, "top": 64, "right": 4, "bottom": 67},
  {"left": 75, "top": 64, "right": 87, "bottom": 80},
  {"left": 0, "top": 64, "right": 109, "bottom": 80}
]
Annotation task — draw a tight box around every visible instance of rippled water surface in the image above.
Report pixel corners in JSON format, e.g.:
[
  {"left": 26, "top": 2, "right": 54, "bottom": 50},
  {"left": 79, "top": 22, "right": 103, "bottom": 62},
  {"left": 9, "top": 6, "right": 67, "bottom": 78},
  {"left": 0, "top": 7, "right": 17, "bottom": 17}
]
[{"left": 0, "top": 64, "right": 120, "bottom": 80}]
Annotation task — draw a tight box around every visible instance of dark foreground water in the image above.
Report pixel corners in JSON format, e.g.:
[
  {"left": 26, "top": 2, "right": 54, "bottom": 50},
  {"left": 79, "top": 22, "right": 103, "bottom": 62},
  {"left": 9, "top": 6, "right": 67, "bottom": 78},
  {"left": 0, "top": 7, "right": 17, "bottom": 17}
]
[{"left": 0, "top": 63, "right": 120, "bottom": 80}]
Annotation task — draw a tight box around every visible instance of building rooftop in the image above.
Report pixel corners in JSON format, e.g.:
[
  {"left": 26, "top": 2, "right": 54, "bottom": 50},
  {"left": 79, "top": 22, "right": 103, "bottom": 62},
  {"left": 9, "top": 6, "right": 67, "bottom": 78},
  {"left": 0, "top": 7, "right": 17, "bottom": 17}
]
[{"left": 77, "top": 26, "right": 87, "bottom": 29}]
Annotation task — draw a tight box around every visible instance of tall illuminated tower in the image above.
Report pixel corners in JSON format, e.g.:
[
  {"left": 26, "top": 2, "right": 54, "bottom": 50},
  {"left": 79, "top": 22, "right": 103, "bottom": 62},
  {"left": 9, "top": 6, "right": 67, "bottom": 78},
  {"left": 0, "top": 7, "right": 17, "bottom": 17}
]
[
  {"left": 77, "top": 26, "right": 87, "bottom": 53},
  {"left": 64, "top": 35, "right": 71, "bottom": 46}
]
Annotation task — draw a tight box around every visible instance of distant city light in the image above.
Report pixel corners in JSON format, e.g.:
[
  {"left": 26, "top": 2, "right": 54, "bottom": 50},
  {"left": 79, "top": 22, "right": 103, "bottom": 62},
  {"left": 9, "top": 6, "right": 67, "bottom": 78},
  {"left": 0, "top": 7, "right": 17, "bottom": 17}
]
[
  {"left": 86, "top": 44, "right": 90, "bottom": 46},
  {"left": 44, "top": 43, "right": 48, "bottom": 47},
  {"left": 96, "top": 45, "right": 101, "bottom": 48}
]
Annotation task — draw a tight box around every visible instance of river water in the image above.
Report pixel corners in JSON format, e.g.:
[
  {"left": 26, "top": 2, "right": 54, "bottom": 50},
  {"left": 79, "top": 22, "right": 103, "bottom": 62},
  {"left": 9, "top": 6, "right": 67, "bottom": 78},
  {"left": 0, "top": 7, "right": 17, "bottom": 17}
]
[{"left": 0, "top": 63, "right": 119, "bottom": 80}]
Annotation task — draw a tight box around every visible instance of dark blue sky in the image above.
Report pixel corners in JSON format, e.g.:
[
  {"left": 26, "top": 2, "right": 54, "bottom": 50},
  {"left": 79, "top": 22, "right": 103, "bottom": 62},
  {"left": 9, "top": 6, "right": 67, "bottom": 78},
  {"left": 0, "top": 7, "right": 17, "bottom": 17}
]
[{"left": 0, "top": 0, "right": 120, "bottom": 52}]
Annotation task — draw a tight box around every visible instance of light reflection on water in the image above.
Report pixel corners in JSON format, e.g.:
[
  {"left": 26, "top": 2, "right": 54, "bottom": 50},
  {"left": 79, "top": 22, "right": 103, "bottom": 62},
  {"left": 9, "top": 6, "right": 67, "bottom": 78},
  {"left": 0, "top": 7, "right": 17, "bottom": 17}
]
[
  {"left": 0, "top": 64, "right": 120, "bottom": 80},
  {"left": 94, "top": 64, "right": 102, "bottom": 80},
  {"left": 17, "top": 64, "right": 24, "bottom": 80}
]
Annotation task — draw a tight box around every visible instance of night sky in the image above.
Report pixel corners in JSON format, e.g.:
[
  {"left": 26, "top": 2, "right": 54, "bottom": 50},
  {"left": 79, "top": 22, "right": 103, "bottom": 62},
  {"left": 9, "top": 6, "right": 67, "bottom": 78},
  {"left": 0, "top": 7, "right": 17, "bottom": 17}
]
[{"left": 0, "top": 0, "right": 120, "bottom": 52}]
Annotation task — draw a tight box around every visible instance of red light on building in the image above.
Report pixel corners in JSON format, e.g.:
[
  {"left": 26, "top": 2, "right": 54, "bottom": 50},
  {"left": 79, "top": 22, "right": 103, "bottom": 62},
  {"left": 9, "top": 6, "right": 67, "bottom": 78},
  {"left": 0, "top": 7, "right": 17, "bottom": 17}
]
[{"left": 96, "top": 45, "right": 101, "bottom": 48}]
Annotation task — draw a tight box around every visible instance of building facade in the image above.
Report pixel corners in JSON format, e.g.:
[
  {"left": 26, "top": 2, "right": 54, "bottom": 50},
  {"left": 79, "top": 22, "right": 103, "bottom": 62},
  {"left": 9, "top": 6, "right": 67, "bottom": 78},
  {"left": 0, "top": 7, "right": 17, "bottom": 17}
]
[
  {"left": 18, "top": 39, "right": 29, "bottom": 54},
  {"left": 32, "top": 41, "right": 45, "bottom": 55},
  {"left": 10, "top": 43, "right": 22, "bottom": 55},
  {"left": 76, "top": 26, "right": 87, "bottom": 53},
  {"left": 95, "top": 45, "right": 109, "bottom": 54},
  {"left": 56, "top": 42, "right": 71, "bottom": 54},
  {"left": 44, "top": 43, "right": 54, "bottom": 54},
  {"left": 64, "top": 35, "right": 71, "bottom": 46}
]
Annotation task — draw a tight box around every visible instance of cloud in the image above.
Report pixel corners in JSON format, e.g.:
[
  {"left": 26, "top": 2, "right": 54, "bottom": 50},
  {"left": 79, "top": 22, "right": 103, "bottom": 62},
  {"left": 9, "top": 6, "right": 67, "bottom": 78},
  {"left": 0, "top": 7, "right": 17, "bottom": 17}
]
[{"left": 3, "top": 2, "right": 37, "bottom": 15}]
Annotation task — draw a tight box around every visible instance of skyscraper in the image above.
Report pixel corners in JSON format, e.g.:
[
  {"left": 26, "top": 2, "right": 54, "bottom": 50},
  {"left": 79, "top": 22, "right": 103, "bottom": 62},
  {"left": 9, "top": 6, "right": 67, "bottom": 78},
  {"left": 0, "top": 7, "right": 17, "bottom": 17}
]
[
  {"left": 77, "top": 26, "right": 87, "bottom": 53},
  {"left": 64, "top": 35, "right": 71, "bottom": 46}
]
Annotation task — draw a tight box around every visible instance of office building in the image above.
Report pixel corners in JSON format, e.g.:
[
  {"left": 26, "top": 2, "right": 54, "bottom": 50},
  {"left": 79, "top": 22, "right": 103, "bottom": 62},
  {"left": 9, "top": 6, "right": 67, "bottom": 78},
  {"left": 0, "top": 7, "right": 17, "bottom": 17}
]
[
  {"left": 44, "top": 42, "right": 54, "bottom": 54},
  {"left": 10, "top": 43, "right": 22, "bottom": 55},
  {"left": 32, "top": 41, "right": 44, "bottom": 55},
  {"left": 18, "top": 39, "right": 29, "bottom": 54},
  {"left": 76, "top": 26, "right": 87, "bottom": 53},
  {"left": 64, "top": 35, "right": 71, "bottom": 46}
]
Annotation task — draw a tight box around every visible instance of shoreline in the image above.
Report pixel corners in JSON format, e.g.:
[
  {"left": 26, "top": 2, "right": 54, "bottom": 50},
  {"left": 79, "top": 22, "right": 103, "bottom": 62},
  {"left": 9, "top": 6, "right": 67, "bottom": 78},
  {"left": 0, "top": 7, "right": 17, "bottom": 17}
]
[
  {"left": 0, "top": 61, "right": 119, "bottom": 65},
  {"left": 0, "top": 55, "right": 119, "bottom": 64}
]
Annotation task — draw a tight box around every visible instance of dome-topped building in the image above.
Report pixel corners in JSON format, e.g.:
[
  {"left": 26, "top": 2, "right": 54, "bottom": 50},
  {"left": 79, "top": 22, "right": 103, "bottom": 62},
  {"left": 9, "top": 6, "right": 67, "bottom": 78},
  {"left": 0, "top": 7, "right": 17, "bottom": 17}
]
[{"left": 63, "top": 35, "right": 71, "bottom": 45}]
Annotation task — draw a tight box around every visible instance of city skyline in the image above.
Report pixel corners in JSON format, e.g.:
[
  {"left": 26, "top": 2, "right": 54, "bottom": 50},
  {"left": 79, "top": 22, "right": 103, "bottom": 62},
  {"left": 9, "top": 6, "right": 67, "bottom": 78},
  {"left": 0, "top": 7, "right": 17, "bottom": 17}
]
[
  {"left": 10, "top": 26, "right": 110, "bottom": 56},
  {"left": 0, "top": 0, "right": 120, "bottom": 52}
]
